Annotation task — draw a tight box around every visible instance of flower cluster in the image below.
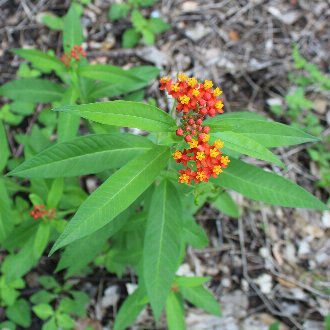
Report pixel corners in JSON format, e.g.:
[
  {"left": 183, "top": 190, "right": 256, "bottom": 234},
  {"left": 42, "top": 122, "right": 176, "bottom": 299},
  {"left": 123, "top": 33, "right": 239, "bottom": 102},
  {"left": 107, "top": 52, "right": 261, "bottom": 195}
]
[
  {"left": 160, "top": 74, "right": 230, "bottom": 184},
  {"left": 60, "top": 45, "right": 87, "bottom": 67},
  {"left": 30, "top": 205, "right": 56, "bottom": 220}
]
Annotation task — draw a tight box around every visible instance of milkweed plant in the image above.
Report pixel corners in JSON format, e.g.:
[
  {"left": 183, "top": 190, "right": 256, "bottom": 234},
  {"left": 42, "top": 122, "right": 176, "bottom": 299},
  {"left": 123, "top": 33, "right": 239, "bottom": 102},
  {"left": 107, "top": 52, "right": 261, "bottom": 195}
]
[{"left": 0, "top": 4, "right": 328, "bottom": 330}]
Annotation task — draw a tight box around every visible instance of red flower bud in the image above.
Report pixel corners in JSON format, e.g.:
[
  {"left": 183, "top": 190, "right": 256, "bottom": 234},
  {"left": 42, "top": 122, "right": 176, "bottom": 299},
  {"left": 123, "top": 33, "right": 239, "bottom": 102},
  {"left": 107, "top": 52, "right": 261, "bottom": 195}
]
[
  {"left": 185, "top": 126, "right": 191, "bottom": 131},
  {"left": 196, "top": 118, "right": 203, "bottom": 125},
  {"left": 188, "top": 119, "right": 194, "bottom": 125},
  {"left": 191, "top": 129, "right": 196, "bottom": 135},
  {"left": 176, "top": 128, "right": 184, "bottom": 136},
  {"left": 185, "top": 135, "right": 192, "bottom": 142},
  {"left": 203, "top": 126, "right": 210, "bottom": 133},
  {"left": 200, "top": 108, "right": 207, "bottom": 115}
]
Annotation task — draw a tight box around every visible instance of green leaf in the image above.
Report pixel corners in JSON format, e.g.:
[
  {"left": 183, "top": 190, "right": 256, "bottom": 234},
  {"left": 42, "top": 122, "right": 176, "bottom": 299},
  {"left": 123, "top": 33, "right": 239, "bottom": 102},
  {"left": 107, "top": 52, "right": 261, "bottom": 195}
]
[
  {"left": 214, "top": 158, "right": 328, "bottom": 210},
  {"left": 180, "top": 285, "right": 221, "bottom": 316},
  {"left": 123, "top": 28, "right": 141, "bottom": 48},
  {"left": 143, "top": 180, "right": 183, "bottom": 319},
  {"left": 175, "top": 276, "right": 210, "bottom": 287},
  {"left": 79, "top": 64, "right": 144, "bottom": 84},
  {"left": 50, "top": 145, "right": 170, "bottom": 254},
  {"left": 12, "top": 49, "right": 65, "bottom": 73},
  {"left": 9, "top": 133, "right": 154, "bottom": 178},
  {"left": 6, "top": 299, "right": 32, "bottom": 328},
  {"left": 56, "top": 313, "right": 75, "bottom": 329},
  {"left": 32, "top": 304, "right": 54, "bottom": 320},
  {"left": 47, "top": 179, "right": 64, "bottom": 208},
  {"left": 38, "top": 276, "right": 60, "bottom": 290},
  {"left": 0, "top": 321, "right": 16, "bottom": 330},
  {"left": 166, "top": 292, "right": 186, "bottom": 330},
  {"left": 30, "top": 290, "right": 57, "bottom": 304},
  {"left": 183, "top": 217, "right": 208, "bottom": 249},
  {"left": 57, "top": 87, "right": 80, "bottom": 143},
  {"left": 86, "top": 65, "right": 159, "bottom": 99},
  {"left": 33, "top": 222, "right": 50, "bottom": 259},
  {"left": 147, "top": 18, "right": 170, "bottom": 34},
  {"left": 213, "top": 131, "right": 284, "bottom": 167},
  {"left": 42, "top": 317, "right": 57, "bottom": 330},
  {"left": 0, "top": 178, "right": 14, "bottom": 243},
  {"left": 0, "top": 79, "right": 64, "bottom": 103},
  {"left": 41, "top": 13, "right": 64, "bottom": 30},
  {"left": 0, "top": 120, "right": 9, "bottom": 171},
  {"left": 219, "top": 111, "right": 268, "bottom": 121},
  {"left": 63, "top": 5, "right": 83, "bottom": 52},
  {"left": 142, "top": 28, "right": 155, "bottom": 45},
  {"left": 268, "top": 321, "right": 280, "bottom": 330},
  {"left": 212, "top": 191, "right": 240, "bottom": 218},
  {"left": 53, "top": 101, "right": 176, "bottom": 132},
  {"left": 108, "top": 3, "right": 130, "bottom": 21},
  {"left": 206, "top": 117, "right": 319, "bottom": 147},
  {"left": 113, "top": 288, "right": 147, "bottom": 330}
]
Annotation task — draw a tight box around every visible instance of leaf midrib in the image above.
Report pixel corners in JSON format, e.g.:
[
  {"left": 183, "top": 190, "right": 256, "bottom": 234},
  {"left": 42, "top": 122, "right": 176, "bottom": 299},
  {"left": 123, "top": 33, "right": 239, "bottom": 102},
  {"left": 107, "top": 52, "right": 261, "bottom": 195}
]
[
  {"left": 14, "top": 145, "right": 152, "bottom": 174},
  {"left": 221, "top": 169, "right": 312, "bottom": 206},
  {"left": 55, "top": 147, "right": 167, "bottom": 249},
  {"left": 219, "top": 133, "right": 281, "bottom": 164},
  {"left": 73, "top": 109, "right": 172, "bottom": 127},
  {"left": 153, "top": 182, "right": 167, "bottom": 294}
]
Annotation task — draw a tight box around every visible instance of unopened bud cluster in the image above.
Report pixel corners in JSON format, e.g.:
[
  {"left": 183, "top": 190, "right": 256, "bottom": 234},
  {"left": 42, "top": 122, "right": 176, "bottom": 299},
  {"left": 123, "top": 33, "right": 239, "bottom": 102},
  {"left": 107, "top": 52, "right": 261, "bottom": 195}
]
[
  {"left": 60, "top": 45, "right": 86, "bottom": 67},
  {"left": 30, "top": 204, "right": 56, "bottom": 220}
]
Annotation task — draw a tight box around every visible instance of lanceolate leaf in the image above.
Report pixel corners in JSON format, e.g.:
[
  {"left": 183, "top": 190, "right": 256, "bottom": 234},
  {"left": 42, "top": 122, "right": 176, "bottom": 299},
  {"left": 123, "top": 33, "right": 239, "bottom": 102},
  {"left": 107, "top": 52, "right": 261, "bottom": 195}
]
[
  {"left": 180, "top": 285, "right": 221, "bottom": 316},
  {"left": 0, "top": 177, "right": 13, "bottom": 243},
  {"left": 50, "top": 145, "right": 170, "bottom": 254},
  {"left": 143, "top": 180, "right": 183, "bottom": 319},
  {"left": 12, "top": 49, "right": 65, "bottom": 72},
  {"left": 78, "top": 65, "right": 145, "bottom": 85},
  {"left": 113, "top": 288, "right": 148, "bottom": 330},
  {"left": 166, "top": 292, "right": 186, "bottom": 330},
  {"left": 63, "top": 4, "right": 83, "bottom": 52},
  {"left": 53, "top": 101, "right": 176, "bottom": 132},
  {"left": 213, "top": 131, "right": 284, "bottom": 167},
  {"left": 57, "top": 87, "right": 80, "bottom": 143},
  {"left": 0, "top": 79, "right": 64, "bottom": 103},
  {"left": 0, "top": 120, "right": 9, "bottom": 171},
  {"left": 9, "top": 134, "right": 154, "bottom": 178},
  {"left": 214, "top": 158, "right": 328, "bottom": 210},
  {"left": 206, "top": 117, "right": 318, "bottom": 147},
  {"left": 212, "top": 191, "right": 240, "bottom": 218},
  {"left": 82, "top": 65, "right": 159, "bottom": 99}
]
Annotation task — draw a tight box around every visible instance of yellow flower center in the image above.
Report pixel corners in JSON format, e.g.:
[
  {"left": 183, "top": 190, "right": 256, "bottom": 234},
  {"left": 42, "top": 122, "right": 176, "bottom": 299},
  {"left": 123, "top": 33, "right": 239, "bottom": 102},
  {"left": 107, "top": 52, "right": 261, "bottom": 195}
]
[
  {"left": 215, "top": 101, "right": 223, "bottom": 109},
  {"left": 188, "top": 139, "right": 198, "bottom": 148},
  {"left": 202, "top": 134, "right": 210, "bottom": 143},
  {"left": 196, "top": 151, "right": 205, "bottom": 161},
  {"left": 178, "top": 73, "right": 188, "bottom": 82},
  {"left": 204, "top": 80, "right": 213, "bottom": 89},
  {"left": 179, "top": 174, "right": 190, "bottom": 184},
  {"left": 196, "top": 171, "right": 206, "bottom": 181},
  {"left": 192, "top": 88, "right": 200, "bottom": 97},
  {"left": 213, "top": 165, "right": 223, "bottom": 175},
  {"left": 221, "top": 156, "right": 230, "bottom": 166},
  {"left": 171, "top": 83, "right": 180, "bottom": 92},
  {"left": 210, "top": 148, "right": 219, "bottom": 158},
  {"left": 179, "top": 95, "right": 190, "bottom": 105},
  {"left": 160, "top": 76, "right": 170, "bottom": 84},
  {"left": 188, "top": 77, "right": 198, "bottom": 87},
  {"left": 214, "top": 139, "right": 224, "bottom": 149},
  {"left": 213, "top": 87, "right": 222, "bottom": 97},
  {"left": 172, "top": 150, "right": 182, "bottom": 160}
]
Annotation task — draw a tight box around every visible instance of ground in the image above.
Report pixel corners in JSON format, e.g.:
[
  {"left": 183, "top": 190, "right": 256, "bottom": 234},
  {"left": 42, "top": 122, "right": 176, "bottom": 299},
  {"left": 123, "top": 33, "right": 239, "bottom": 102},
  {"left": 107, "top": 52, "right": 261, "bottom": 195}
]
[{"left": 0, "top": 0, "right": 329, "bottom": 329}]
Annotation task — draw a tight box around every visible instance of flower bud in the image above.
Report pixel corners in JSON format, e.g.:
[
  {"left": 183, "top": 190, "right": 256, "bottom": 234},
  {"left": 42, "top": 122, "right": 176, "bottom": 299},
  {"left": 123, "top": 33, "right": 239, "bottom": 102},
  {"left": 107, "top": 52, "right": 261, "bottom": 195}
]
[
  {"left": 176, "top": 128, "right": 184, "bottom": 136},
  {"left": 203, "top": 126, "right": 210, "bottom": 133},
  {"left": 185, "top": 135, "right": 192, "bottom": 142}
]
